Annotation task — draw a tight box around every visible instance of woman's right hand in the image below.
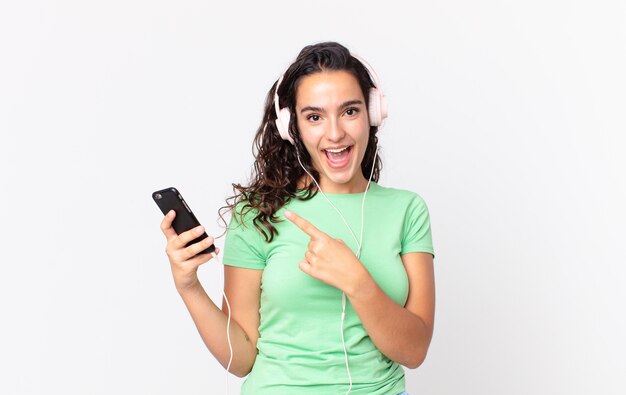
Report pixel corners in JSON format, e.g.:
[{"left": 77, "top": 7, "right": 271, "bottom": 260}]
[{"left": 159, "top": 210, "right": 219, "bottom": 292}]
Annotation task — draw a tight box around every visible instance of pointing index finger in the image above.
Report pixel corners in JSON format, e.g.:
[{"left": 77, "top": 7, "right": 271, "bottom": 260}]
[{"left": 284, "top": 210, "right": 322, "bottom": 238}]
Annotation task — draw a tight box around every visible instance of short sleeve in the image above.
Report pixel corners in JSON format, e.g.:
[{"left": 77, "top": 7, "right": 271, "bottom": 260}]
[
  {"left": 400, "top": 194, "right": 435, "bottom": 257},
  {"left": 222, "top": 207, "right": 267, "bottom": 270}
]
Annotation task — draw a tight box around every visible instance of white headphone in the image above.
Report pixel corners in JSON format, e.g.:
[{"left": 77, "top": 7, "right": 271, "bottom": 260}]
[{"left": 273, "top": 53, "right": 388, "bottom": 145}]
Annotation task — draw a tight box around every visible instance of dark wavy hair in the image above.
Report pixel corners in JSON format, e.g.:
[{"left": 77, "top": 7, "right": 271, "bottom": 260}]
[{"left": 219, "top": 41, "right": 383, "bottom": 242}]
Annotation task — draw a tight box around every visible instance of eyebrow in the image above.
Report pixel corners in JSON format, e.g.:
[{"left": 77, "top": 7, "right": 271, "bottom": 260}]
[{"left": 299, "top": 99, "right": 364, "bottom": 114}]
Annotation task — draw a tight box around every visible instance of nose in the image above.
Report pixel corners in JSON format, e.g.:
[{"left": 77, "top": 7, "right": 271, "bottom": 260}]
[{"left": 325, "top": 116, "right": 346, "bottom": 143}]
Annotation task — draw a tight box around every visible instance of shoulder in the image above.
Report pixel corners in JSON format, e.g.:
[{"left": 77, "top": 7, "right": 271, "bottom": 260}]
[
  {"left": 371, "top": 182, "right": 428, "bottom": 208},
  {"left": 230, "top": 200, "right": 261, "bottom": 226},
  {"left": 223, "top": 201, "right": 268, "bottom": 252}
]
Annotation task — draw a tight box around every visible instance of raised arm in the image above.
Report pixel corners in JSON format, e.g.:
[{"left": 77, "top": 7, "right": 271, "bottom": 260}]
[
  {"left": 160, "top": 210, "right": 261, "bottom": 377},
  {"left": 284, "top": 209, "right": 435, "bottom": 368}
]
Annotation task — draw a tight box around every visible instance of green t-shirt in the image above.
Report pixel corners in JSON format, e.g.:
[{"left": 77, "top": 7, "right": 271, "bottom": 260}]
[{"left": 222, "top": 182, "right": 434, "bottom": 395}]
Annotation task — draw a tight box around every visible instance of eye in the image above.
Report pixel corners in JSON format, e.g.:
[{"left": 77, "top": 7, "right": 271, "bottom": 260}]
[
  {"left": 344, "top": 107, "right": 360, "bottom": 117},
  {"left": 307, "top": 114, "right": 321, "bottom": 122}
]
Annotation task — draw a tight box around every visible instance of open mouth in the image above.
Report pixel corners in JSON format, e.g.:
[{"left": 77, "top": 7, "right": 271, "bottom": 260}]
[{"left": 323, "top": 146, "right": 353, "bottom": 168}]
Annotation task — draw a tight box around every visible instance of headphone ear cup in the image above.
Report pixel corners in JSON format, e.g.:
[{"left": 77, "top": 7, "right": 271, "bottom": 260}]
[
  {"left": 379, "top": 93, "right": 388, "bottom": 123},
  {"left": 275, "top": 107, "right": 294, "bottom": 144},
  {"left": 368, "top": 87, "right": 388, "bottom": 127}
]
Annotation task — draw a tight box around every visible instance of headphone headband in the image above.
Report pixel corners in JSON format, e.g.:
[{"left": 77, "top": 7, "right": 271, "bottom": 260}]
[{"left": 273, "top": 52, "right": 388, "bottom": 145}]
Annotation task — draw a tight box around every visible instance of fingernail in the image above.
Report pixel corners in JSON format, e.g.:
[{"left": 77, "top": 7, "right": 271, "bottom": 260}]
[
  {"left": 284, "top": 210, "right": 292, "bottom": 218},
  {"left": 195, "top": 226, "right": 204, "bottom": 234}
]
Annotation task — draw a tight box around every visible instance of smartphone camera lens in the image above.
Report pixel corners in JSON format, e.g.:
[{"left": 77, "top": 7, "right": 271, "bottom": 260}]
[{"left": 155, "top": 193, "right": 162, "bottom": 200}]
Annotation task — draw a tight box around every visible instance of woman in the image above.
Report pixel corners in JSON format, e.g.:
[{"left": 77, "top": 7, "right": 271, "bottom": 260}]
[{"left": 160, "top": 41, "right": 435, "bottom": 394}]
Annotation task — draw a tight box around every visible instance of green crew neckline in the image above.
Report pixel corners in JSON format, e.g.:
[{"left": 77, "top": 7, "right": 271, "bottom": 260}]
[{"left": 295, "top": 181, "right": 380, "bottom": 197}]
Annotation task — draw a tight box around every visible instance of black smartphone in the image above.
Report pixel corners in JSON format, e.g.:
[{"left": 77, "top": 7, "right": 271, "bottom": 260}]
[{"left": 152, "top": 187, "right": 216, "bottom": 255}]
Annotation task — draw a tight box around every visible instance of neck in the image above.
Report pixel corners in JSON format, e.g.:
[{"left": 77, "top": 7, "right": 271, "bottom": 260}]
[{"left": 297, "top": 174, "right": 370, "bottom": 194}]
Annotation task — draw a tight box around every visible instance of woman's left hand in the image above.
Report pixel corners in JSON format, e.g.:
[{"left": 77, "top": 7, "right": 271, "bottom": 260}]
[{"left": 284, "top": 210, "right": 370, "bottom": 294}]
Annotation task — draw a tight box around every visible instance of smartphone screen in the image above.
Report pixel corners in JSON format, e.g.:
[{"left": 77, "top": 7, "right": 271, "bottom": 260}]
[{"left": 152, "top": 187, "right": 216, "bottom": 255}]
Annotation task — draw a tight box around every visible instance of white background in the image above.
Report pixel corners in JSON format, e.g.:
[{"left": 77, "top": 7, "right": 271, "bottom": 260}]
[{"left": 1, "top": 1, "right": 625, "bottom": 394}]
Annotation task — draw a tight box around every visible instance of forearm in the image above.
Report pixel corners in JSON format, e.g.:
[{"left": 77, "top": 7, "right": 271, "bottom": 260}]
[
  {"left": 346, "top": 272, "right": 433, "bottom": 369},
  {"left": 177, "top": 282, "right": 257, "bottom": 377}
]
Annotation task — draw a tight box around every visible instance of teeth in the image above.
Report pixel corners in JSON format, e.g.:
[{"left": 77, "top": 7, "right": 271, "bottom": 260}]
[{"left": 325, "top": 147, "right": 349, "bottom": 153}]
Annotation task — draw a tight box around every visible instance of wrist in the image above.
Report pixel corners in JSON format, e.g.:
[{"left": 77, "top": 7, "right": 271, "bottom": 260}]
[
  {"left": 344, "top": 264, "right": 377, "bottom": 300},
  {"left": 176, "top": 277, "right": 203, "bottom": 296}
]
